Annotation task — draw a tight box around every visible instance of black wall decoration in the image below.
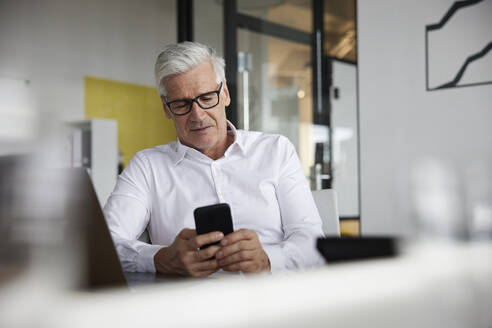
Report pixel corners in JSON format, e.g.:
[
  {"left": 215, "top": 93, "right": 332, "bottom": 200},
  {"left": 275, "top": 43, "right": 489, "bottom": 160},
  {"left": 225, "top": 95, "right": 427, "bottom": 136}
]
[{"left": 425, "top": 0, "right": 492, "bottom": 91}]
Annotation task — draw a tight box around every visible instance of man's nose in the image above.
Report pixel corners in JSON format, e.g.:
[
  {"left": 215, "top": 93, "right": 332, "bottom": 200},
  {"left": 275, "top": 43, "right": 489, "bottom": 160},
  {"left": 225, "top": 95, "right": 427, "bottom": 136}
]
[{"left": 189, "top": 101, "right": 207, "bottom": 120}]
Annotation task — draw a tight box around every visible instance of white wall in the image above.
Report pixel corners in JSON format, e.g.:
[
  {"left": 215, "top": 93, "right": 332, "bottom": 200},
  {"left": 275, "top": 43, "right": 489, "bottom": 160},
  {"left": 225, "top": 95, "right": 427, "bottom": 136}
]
[
  {"left": 358, "top": 0, "right": 492, "bottom": 235},
  {"left": 0, "top": 0, "right": 176, "bottom": 121}
]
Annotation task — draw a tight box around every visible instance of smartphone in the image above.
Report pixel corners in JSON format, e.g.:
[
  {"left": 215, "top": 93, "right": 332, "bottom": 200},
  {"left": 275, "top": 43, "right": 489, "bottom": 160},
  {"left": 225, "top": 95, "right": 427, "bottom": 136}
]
[{"left": 194, "top": 203, "right": 234, "bottom": 249}]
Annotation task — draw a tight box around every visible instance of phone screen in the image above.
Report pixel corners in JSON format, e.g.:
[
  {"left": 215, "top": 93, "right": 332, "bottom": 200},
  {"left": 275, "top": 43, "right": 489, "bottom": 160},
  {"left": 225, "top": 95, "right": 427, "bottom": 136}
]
[{"left": 194, "top": 203, "right": 234, "bottom": 249}]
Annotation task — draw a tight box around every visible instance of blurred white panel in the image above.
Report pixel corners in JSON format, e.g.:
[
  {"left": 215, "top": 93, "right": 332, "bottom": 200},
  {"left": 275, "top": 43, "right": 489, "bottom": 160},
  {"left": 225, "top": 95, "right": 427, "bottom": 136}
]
[
  {"left": 0, "top": 77, "right": 36, "bottom": 143},
  {"left": 331, "top": 60, "right": 359, "bottom": 217}
]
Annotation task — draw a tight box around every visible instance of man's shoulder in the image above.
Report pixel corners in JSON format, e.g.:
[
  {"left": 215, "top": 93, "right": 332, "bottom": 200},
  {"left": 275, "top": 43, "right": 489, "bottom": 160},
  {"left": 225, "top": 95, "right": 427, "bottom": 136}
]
[
  {"left": 238, "top": 130, "right": 291, "bottom": 150},
  {"left": 132, "top": 142, "right": 178, "bottom": 164}
]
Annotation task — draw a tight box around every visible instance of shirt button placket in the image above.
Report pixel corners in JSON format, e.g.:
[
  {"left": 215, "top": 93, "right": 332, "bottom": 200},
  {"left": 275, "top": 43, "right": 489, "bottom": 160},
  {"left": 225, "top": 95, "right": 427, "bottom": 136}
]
[{"left": 213, "top": 162, "right": 225, "bottom": 202}]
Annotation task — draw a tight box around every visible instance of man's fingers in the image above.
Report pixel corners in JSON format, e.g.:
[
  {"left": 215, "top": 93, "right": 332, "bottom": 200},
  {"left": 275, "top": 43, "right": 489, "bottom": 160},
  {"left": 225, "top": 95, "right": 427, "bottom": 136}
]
[
  {"left": 190, "top": 258, "right": 219, "bottom": 273},
  {"left": 178, "top": 228, "right": 197, "bottom": 240},
  {"left": 222, "top": 261, "right": 258, "bottom": 273},
  {"left": 220, "top": 228, "right": 255, "bottom": 246},
  {"left": 193, "top": 245, "right": 221, "bottom": 261},
  {"left": 173, "top": 228, "right": 267, "bottom": 276},
  {"left": 216, "top": 240, "right": 255, "bottom": 259},
  {"left": 191, "top": 231, "right": 224, "bottom": 249},
  {"left": 217, "top": 250, "right": 256, "bottom": 267}
]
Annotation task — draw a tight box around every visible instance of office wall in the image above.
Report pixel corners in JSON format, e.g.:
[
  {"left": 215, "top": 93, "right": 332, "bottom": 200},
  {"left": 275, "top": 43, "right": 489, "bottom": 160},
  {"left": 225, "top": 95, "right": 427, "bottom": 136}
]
[
  {"left": 358, "top": 0, "right": 492, "bottom": 235},
  {"left": 0, "top": 0, "right": 176, "bottom": 121}
]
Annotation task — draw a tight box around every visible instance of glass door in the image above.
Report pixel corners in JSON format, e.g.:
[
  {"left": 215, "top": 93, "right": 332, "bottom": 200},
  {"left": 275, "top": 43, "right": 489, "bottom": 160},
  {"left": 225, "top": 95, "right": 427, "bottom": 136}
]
[
  {"left": 236, "top": 30, "right": 314, "bottom": 177},
  {"left": 224, "top": 0, "right": 329, "bottom": 185},
  {"left": 190, "top": 0, "right": 360, "bottom": 225}
]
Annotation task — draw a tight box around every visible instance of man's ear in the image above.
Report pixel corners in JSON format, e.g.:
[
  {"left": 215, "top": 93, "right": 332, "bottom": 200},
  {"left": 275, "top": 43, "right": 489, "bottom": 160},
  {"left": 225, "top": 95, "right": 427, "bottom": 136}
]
[
  {"left": 222, "top": 81, "right": 231, "bottom": 107},
  {"left": 161, "top": 96, "right": 172, "bottom": 119}
]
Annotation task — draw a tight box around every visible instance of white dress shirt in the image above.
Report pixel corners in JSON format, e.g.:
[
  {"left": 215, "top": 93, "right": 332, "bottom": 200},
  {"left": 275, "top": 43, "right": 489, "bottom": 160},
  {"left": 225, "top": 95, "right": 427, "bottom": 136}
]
[{"left": 104, "top": 122, "right": 325, "bottom": 273}]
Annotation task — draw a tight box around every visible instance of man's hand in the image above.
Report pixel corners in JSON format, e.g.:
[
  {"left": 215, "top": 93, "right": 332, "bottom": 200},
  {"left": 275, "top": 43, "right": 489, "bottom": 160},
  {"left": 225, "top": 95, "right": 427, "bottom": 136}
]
[
  {"left": 154, "top": 228, "right": 223, "bottom": 277},
  {"left": 216, "top": 229, "right": 270, "bottom": 273}
]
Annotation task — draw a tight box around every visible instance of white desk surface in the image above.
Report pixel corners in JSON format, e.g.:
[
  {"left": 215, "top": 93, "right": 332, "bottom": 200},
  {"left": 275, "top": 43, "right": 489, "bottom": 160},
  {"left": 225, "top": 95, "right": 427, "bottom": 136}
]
[{"left": 1, "top": 241, "right": 492, "bottom": 328}]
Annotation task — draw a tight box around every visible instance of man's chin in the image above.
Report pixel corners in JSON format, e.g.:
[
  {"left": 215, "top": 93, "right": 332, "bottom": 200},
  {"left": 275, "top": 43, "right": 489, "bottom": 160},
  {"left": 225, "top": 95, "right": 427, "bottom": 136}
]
[
  {"left": 190, "top": 126, "right": 213, "bottom": 135},
  {"left": 187, "top": 137, "right": 216, "bottom": 152}
]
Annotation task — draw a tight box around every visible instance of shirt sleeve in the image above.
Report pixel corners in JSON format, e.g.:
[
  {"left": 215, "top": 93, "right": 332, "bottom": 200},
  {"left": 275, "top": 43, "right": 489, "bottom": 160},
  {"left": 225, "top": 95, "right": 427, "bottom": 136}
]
[
  {"left": 103, "top": 152, "right": 162, "bottom": 273},
  {"left": 263, "top": 137, "right": 326, "bottom": 272}
]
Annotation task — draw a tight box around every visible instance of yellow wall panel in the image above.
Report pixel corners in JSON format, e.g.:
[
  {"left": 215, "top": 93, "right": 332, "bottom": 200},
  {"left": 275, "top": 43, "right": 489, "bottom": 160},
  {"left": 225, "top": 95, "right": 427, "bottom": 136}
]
[{"left": 85, "top": 76, "right": 176, "bottom": 166}]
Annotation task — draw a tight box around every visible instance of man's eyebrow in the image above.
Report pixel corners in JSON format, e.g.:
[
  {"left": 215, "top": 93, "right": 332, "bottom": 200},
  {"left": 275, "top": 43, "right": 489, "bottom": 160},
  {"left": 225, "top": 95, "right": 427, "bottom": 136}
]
[
  {"left": 166, "top": 96, "right": 190, "bottom": 102},
  {"left": 167, "top": 87, "right": 218, "bottom": 102}
]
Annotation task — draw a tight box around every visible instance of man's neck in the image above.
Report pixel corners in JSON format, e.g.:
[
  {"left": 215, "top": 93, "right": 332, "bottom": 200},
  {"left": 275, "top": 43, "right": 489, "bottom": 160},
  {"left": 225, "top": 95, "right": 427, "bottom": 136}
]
[{"left": 202, "top": 133, "right": 234, "bottom": 160}]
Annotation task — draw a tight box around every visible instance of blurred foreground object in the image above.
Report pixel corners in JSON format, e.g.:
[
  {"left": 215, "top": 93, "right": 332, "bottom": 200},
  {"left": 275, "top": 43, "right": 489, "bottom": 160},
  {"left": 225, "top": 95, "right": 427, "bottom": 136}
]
[
  {"left": 1, "top": 238, "right": 491, "bottom": 328},
  {"left": 0, "top": 156, "right": 31, "bottom": 283},
  {"left": 0, "top": 159, "right": 126, "bottom": 290},
  {"left": 0, "top": 155, "right": 82, "bottom": 292},
  {"left": 0, "top": 78, "right": 37, "bottom": 149},
  {"left": 410, "top": 158, "right": 492, "bottom": 241},
  {"left": 411, "top": 158, "right": 466, "bottom": 240},
  {"left": 465, "top": 161, "right": 492, "bottom": 240}
]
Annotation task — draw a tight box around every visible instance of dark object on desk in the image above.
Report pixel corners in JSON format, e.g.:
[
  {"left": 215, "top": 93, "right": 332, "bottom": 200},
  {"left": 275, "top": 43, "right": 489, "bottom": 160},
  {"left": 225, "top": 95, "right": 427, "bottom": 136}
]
[
  {"left": 0, "top": 155, "right": 31, "bottom": 274},
  {"left": 0, "top": 157, "right": 127, "bottom": 290},
  {"left": 316, "top": 237, "right": 397, "bottom": 263},
  {"left": 194, "top": 203, "right": 234, "bottom": 249},
  {"left": 70, "top": 168, "right": 128, "bottom": 290}
]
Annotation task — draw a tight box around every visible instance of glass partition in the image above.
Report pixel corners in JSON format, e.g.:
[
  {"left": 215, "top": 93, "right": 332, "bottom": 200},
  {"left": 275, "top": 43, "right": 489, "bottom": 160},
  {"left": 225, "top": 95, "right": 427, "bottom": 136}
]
[
  {"left": 193, "top": 0, "right": 360, "bottom": 227},
  {"left": 237, "top": 30, "right": 314, "bottom": 176},
  {"left": 237, "top": 0, "right": 312, "bottom": 33}
]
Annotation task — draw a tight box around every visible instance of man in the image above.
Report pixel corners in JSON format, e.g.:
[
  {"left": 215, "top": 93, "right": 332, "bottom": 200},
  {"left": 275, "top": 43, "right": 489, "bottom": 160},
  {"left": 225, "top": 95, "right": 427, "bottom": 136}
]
[{"left": 104, "top": 42, "right": 325, "bottom": 277}]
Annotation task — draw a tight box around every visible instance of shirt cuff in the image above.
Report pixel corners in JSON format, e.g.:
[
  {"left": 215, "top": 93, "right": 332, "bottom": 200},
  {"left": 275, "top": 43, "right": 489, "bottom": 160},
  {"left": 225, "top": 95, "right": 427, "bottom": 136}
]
[
  {"left": 262, "top": 244, "right": 286, "bottom": 273},
  {"left": 136, "top": 244, "right": 163, "bottom": 273}
]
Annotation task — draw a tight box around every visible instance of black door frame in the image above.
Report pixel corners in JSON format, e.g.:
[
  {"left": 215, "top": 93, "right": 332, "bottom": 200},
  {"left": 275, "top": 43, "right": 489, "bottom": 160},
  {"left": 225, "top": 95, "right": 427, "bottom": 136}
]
[
  {"left": 178, "top": 0, "right": 330, "bottom": 132},
  {"left": 222, "top": 0, "right": 332, "bottom": 188}
]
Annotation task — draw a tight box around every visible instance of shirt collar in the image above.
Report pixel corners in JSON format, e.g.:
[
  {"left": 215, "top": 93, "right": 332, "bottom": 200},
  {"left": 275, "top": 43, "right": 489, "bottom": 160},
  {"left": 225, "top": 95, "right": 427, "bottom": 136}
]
[
  {"left": 225, "top": 120, "right": 246, "bottom": 155},
  {"left": 172, "top": 120, "right": 245, "bottom": 165}
]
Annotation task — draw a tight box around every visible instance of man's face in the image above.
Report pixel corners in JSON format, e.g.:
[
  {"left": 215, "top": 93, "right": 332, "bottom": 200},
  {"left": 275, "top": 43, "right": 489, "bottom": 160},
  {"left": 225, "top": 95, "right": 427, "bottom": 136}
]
[{"left": 161, "top": 60, "right": 231, "bottom": 156}]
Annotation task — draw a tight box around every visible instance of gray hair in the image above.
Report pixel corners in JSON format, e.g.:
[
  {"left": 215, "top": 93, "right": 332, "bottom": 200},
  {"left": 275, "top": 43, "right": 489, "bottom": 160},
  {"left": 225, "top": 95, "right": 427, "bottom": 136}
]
[{"left": 154, "top": 41, "right": 225, "bottom": 97}]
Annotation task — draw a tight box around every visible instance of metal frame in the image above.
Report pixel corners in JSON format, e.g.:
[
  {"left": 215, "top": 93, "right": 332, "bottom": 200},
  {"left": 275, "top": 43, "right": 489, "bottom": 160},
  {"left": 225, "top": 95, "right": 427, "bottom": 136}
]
[
  {"left": 224, "top": 0, "right": 239, "bottom": 126},
  {"left": 312, "top": 0, "right": 325, "bottom": 124},
  {"left": 177, "top": 0, "right": 193, "bottom": 42},
  {"left": 340, "top": 216, "right": 360, "bottom": 222},
  {"left": 236, "top": 14, "right": 311, "bottom": 45},
  {"left": 355, "top": 0, "right": 362, "bottom": 233},
  {"left": 322, "top": 55, "right": 333, "bottom": 189}
]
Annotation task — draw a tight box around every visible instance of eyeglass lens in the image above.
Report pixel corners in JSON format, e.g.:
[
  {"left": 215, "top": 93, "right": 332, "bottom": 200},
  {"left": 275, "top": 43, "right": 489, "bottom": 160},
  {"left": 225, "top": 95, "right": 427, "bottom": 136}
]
[{"left": 169, "top": 92, "right": 219, "bottom": 115}]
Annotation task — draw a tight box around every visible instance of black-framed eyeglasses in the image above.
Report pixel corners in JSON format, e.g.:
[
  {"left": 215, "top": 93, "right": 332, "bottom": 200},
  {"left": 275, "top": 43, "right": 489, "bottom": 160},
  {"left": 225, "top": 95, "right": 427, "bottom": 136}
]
[{"left": 162, "top": 82, "right": 223, "bottom": 116}]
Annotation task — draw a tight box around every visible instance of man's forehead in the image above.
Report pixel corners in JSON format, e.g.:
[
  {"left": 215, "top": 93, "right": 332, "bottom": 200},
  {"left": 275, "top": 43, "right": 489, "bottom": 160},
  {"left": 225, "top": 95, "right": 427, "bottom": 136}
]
[{"left": 164, "top": 61, "right": 217, "bottom": 98}]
